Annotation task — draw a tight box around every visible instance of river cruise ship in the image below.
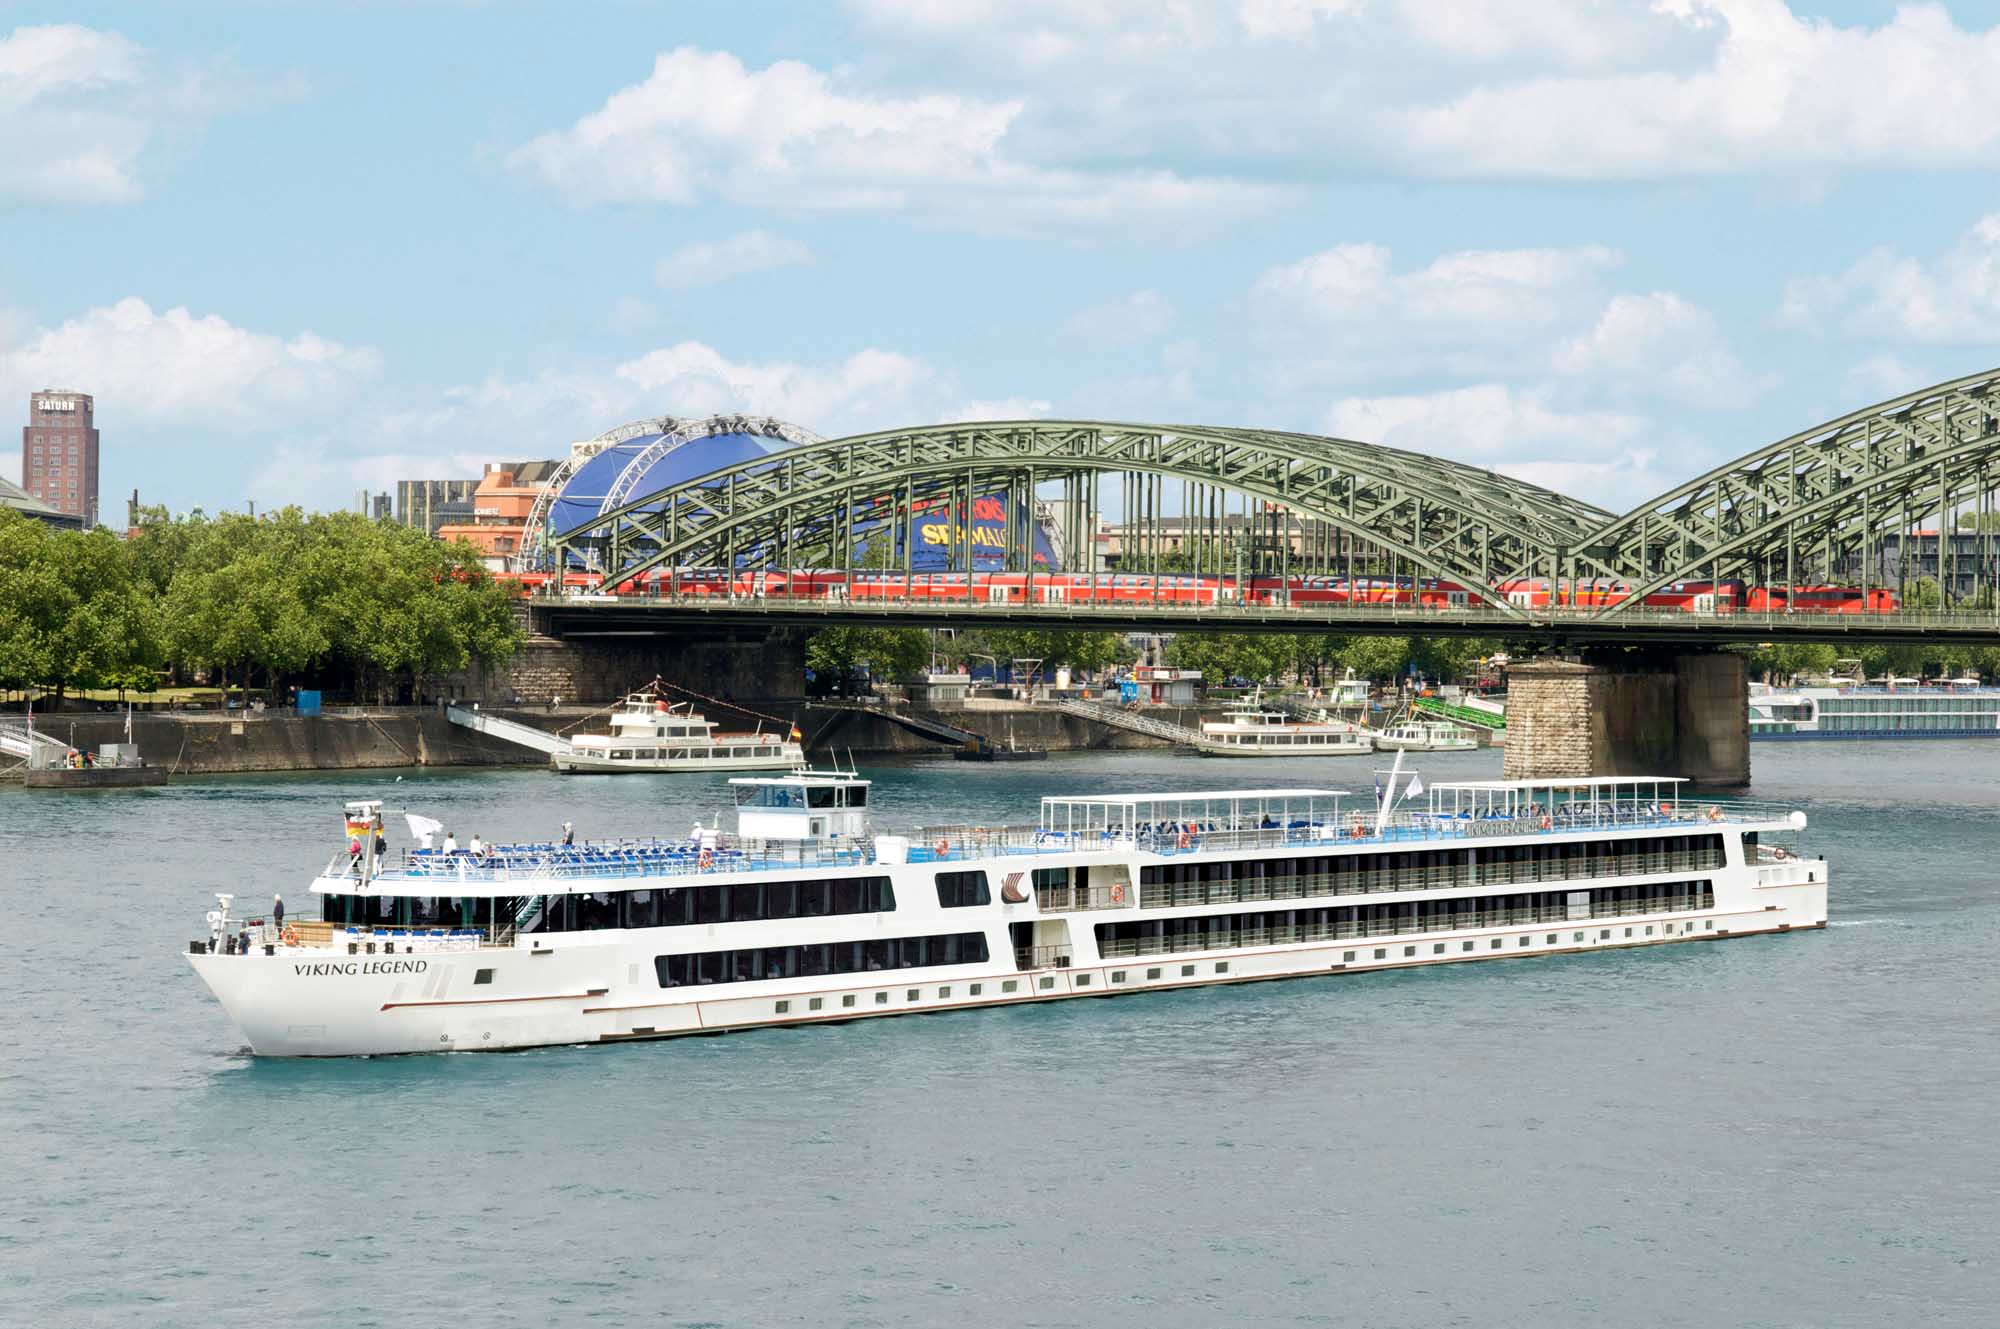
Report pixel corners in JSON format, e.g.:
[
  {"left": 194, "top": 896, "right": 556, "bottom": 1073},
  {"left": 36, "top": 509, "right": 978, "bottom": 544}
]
[
  {"left": 1196, "top": 694, "right": 1372, "bottom": 757},
  {"left": 554, "top": 693, "right": 803, "bottom": 772},
  {"left": 1748, "top": 679, "right": 2000, "bottom": 739},
  {"left": 186, "top": 768, "right": 1827, "bottom": 1057}
]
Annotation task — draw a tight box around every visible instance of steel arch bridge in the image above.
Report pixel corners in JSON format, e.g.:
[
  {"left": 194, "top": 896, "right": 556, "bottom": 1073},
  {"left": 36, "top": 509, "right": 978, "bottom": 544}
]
[{"left": 545, "top": 368, "right": 2000, "bottom": 627}]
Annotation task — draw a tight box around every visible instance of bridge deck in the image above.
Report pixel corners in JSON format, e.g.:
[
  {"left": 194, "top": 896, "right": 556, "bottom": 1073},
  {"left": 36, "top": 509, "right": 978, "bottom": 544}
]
[{"left": 533, "top": 593, "right": 2000, "bottom": 647}]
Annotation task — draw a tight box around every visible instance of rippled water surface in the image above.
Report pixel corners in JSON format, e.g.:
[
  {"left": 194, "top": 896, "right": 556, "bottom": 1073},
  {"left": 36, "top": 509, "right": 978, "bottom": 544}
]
[{"left": 3, "top": 743, "right": 1997, "bottom": 1327}]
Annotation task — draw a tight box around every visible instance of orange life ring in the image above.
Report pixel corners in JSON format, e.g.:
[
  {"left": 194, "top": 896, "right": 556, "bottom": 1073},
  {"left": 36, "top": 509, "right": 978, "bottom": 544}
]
[
  {"left": 934, "top": 838, "right": 950, "bottom": 859},
  {"left": 281, "top": 925, "right": 299, "bottom": 946},
  {"left": 697, "top": 848, "right": 714, "bottom": 870},
  {"left": 1110, "top": 881, "right": 1127, "bottom": 904},
  {"left": 1176, "top": 831, "right": 1191, "bottom": 850}
]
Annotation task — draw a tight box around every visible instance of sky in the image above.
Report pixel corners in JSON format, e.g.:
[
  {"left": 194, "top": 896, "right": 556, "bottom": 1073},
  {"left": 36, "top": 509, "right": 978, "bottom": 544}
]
[{"left": 5, "top": 0, "right": 2000, "bottom": 520}]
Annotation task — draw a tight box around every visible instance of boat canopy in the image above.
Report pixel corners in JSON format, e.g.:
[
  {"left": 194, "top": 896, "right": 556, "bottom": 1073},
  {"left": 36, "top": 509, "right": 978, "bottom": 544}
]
[
  {"left": 1425, "top": 776, "right": 1687, "bottom": 819},
  {"left": 1040, "top": 788, "right": 1348, "bottom": 838}
]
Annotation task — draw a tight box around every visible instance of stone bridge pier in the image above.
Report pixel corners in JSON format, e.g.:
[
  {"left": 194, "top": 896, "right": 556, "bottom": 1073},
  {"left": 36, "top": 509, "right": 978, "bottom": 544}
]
[{"left": 1502, "top": 652, "right": 1749, "bottom": 788}]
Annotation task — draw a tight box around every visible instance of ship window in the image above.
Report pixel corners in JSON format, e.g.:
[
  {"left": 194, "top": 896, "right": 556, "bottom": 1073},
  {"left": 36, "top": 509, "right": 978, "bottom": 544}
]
[
  {"left": 906, "top": 988, "right": 920, "bottom": 1001},
  {"left": 876, "top": 992, "right": 889, "bottom": 1004},
  {"left": 474, "top": 968, "right": 494, "bottom": 985},
  {"left": 1343, "top": 951, "right": 1355, "bottom": 962},
  {"left": 1432, "top": 944, "right": 1445, "bottom": 954},
  {"left": 1181, "top": 965, "right": 1195, "bottom": 976},
  {"left": 1547, "top": 934, "right": 1558, "bottom": 944},
  {"left": 1039, "top": 976, "right": 1055, "bottom": 989},
  {"left": 807, "top": 786, "right": 839, "bottom": 809},
  {"left": 938, "top": 986, "right": 951, "bottom": 998},
  {"left": 1373, "top": 949, "right": 1386, "bottom": 959},
  {"left": 970, "top": 983, "right": 982, "bottom": 995},
  {"left": 1146, "top": 968, "right": 1161, "bottom": 979},
  {"left": 1214, "top": 961, "right": 1229, "bottom": 974},
  {"left": 1491, "top": 939, "right": 1503, "bottom": 950},
  {"left": 842, "top": 994, "right": 856, "bottom": 1007},
  {"left": 1518, "top": 936, "right": 1531, "bottom": 947},
  {"left": 1462, "top": 941, "right": 1475, "bottom": 952},
  {"left": 1403, "top": 946, "right": 1415, "bottom": 957},
  {"left": 1111, "top": 971, "right": 1126, "bottom": 983},
  {"left": 652, "top": 931, "right": 986, "bottom": 990},
  {"left": 1075, "top": 973, "right": 1091, "bottom": 986},
  {"left": 935, "top": 870, "right": 991, "bottom": 908},
  {"left": 1002, "top": 980, "right": 1018, "bottom": 993},
  {"left": 774, "top": 1000, "right": 790, "bottom": 1014}
]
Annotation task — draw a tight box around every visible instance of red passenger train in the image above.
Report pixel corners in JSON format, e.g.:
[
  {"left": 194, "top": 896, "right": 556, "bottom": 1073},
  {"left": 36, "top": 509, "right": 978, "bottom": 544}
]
[{"left": 495, "top": 568, "right": 1900, "bottom": 614}]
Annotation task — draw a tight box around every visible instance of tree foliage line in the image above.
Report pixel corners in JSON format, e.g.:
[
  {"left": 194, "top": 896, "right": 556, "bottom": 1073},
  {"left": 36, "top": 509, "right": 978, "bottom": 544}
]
[{"left": 0, "top": 507, "right": 523, "bottom": 702}]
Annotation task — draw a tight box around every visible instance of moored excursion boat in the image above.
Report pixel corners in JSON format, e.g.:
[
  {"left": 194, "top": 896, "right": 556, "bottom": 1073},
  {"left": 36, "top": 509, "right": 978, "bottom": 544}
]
[
  {"left": 553, "top": 692, "right": 804, "bottom": 773},
  {"left": 1372, "top": 720, "right": 1478, "bottom": 752},
  {"left": 185, "top": 766, "right": 1828, "bottom": 1057},
  {"left": 1195, "top": 692, "right": 1372, "bottom": 757}
]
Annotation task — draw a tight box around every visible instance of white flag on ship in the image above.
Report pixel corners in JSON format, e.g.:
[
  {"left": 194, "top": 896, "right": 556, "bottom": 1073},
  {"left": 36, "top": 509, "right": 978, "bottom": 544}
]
[
  {"left": 1405, "top": 773, "right": 1425, "bottom": 797},
  {"left": 405, "top": 813, "right": 444, "bottom": 848}
]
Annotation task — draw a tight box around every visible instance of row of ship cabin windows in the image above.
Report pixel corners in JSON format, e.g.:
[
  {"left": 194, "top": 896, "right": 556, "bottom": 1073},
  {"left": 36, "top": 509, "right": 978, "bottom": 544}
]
[
  {"left": 1136, "top": 835, "right": 1728, "bottom": 905},
  {"left": 1095, "top": 881, "right": 1718, "bottom": 958},
  {"left": 746, "top": 917, "right": 1720, "bottom": 1020},
  {"left": 318, "top": 868, "right": 992, "bottom": 930},
  {"left": 655, "top": 932, "right": 988, "bottom": 987},
  {"left": 598, "top": 744, "right": 787, "bottom": 760}
]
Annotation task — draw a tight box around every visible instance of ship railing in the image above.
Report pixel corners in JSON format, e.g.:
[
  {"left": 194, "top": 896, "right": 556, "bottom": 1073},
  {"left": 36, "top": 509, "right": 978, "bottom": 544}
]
[{"left": 1014, "top": 944, "right": 1073, "bottom": 970}]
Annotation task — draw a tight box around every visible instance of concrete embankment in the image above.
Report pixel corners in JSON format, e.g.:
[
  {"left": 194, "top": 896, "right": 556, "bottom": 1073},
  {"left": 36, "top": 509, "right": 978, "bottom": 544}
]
[{"left": 1, "top": 702, "right": 1225, "bottom": 778}]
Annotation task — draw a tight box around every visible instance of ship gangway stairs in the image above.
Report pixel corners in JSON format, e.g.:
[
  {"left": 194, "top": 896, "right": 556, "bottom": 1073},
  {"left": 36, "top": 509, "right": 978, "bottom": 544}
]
[
  {"left": 1047, "top": 698, "right": 1206, "bottom": 748},
  {"left": 0, "top": 718, "right": 70, "bottom": 767},
  {"left": 444, "top": 705, "right": 568, "bottom": 757}
]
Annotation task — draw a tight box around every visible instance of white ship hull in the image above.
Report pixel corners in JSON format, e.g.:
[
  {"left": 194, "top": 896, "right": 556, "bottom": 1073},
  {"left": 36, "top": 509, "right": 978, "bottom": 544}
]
[
  {"left": 1194, "top": 738, "right": 1372, "bottom": 756},
  {"left": 1372, "top": 737, "right": 1477, "bottom": 752},
  {"left": 189, "top": 811, "right": 1826, "bottom": 1057},
  {"left": 554, "top": 744, "right": 804, "bottom": 773}
]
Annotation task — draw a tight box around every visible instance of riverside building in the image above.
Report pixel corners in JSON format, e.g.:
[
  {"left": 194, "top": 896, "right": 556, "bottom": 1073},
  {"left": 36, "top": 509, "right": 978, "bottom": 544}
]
[{"left": 20, "top": 390, "right": 100, "bottom": 526}]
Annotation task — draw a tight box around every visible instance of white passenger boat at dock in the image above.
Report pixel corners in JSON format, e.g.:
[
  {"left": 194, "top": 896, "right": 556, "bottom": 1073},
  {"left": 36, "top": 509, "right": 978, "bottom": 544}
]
[
  {"left": 186, "top": 766, "right": 1828, "bottom": 1057},
  {"left": 1372, "top": 719, "right": 1478, "bottom": 752},
  {"left": 553, "top": 692, "right": 803, "bottom": 773},
  {"left": 1195, "top": 692, "right": 1373, "bottom": 757}
]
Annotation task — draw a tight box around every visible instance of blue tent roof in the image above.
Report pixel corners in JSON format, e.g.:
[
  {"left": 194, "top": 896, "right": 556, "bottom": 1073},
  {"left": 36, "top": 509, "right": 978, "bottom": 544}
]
[{"left": 548, "top": 430, "right": 777, "bottom": 539}]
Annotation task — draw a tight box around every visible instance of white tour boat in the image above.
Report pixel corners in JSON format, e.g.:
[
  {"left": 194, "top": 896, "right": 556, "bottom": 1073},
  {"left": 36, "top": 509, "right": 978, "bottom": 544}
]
[
  {"left": 186, "top": 766, "right": 1828, "bottom": 1057},
  {"left": 1373, "top": 720, "right": 1479, "bottom": 752},
  {"left": 553, "top": 693, "right": 803, "bottom": 773},
  {"left": 1195, "top": 693, "right": 1372, "bottom": 757}
]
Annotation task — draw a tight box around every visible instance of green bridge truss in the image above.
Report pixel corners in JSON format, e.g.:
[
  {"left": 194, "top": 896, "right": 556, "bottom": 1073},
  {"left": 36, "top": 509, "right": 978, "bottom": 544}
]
[{"left": 547, "top": 368, "right": 2000, "bottom": 623}]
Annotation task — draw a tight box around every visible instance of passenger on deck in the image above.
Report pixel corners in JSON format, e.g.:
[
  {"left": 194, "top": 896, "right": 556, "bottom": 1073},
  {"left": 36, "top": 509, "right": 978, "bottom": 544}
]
[
  {"left": 273, "top": 894, "right": 285, "bottom": 931},
  {"left": 443, "top": 831, "right": 458, "bottom": 854},
  {"left": 562, "top": 821, "right": 575, "bottom": 847},
  {"left": 348, "top": 838, "right": 362, "bottom": 872},
  {"left": 469, "top": 834, "right": 485, "bottom": 855}
]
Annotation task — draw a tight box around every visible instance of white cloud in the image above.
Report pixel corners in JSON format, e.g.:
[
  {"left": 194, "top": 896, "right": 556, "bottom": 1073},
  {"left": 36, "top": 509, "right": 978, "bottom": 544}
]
[
  {"left": 507, "top": 45, "right": 1271, "bottom": 226},
  {"left": 1252, "top": 242, "right": 1622, "bottom": 383},
  {"left": 940, "top": 396, "right": 1055, "bottom": 422},
  {"left": 0, "top": 23, "right": 292, "bottom": 205},
  {"left": 1846, "top": 353, "right": 1931, "bottom": 401},
  {"left": 1319, "top": 382, "right": 1717, "bottom": 510},
  {"left": 1554, "top": 291, "right": 1761, "bottom": 409},
  {"left": 1066, "top": 290, "right": 1174, "bottom": 344},
  {"left": 0, "top": 298, "right": 381, "bottom": 430},
  {"left": 846, "top": 0, "right": 2000, "bottom": 185},
  {"left": 0, "top": 24, "right": 146, "bottom": 203},
  {"left": 1324, "top": 383, "right": 1642, "bottom": 462},
  {"left": 1780, "top": 213, "right": 2000, "bottom": 344},
  {"left": 654, "top": 230, "right": 811, "bottom": 288}
]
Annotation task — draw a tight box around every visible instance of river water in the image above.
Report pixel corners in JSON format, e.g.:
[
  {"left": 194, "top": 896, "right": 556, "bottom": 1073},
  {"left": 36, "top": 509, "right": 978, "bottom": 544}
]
[{"left": 2, "top": 744, "right": 1996, "bottom": 1327}]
